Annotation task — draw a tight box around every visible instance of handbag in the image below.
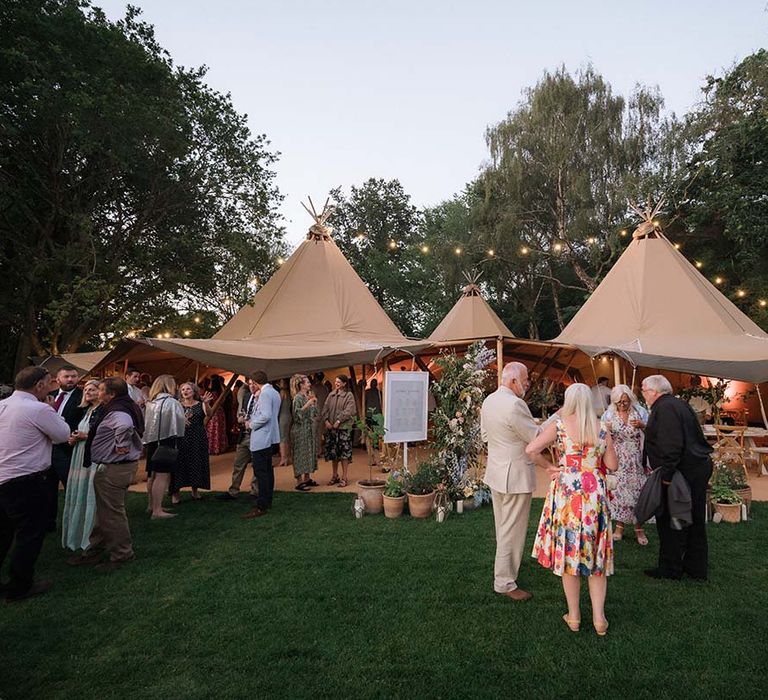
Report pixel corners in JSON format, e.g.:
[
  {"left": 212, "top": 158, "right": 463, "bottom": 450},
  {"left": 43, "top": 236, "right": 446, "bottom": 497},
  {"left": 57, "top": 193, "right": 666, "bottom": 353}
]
[{"left": 150, "top": 398, "right": 178, "bottom": 469}]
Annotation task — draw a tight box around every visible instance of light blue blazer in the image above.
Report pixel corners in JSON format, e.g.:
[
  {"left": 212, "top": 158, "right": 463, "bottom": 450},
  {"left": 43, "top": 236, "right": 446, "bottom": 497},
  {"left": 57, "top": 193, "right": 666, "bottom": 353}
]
[{"left": 249, "top": 383, "right": 281, "bottom": 451}]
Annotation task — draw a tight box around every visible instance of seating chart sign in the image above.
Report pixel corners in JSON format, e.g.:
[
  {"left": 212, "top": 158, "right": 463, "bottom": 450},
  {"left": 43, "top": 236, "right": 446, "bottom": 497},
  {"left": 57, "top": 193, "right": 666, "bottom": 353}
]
[{"left": 383, "top": 371, "right": 428, "bottom": 443}]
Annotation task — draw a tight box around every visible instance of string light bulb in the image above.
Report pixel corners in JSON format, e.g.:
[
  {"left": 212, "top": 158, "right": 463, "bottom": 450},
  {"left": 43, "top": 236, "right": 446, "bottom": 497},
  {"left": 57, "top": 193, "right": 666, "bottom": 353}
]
[
  {"left": 620, "top": 230, "right": 627, "bottom": 237},
  {"left": 737, "top": 290, "right": 746, "bottom": 298},
  {"left": 587, "top": 237, "right": 596, "bottom": 244},
  {"left": 674, "top": 243, "right": 681, "bottom": 250},
  {"left": 454, "top": 247, "right": 462, "bottom": 255},
  {"left": 388, "top": 240, "right": 397, "bottom": 250},
  {"left": 487, "top": 249, "right": 494, "bottom": 257},
  {"left": 183, "top": 330, "right": 191, "bottom": 337},
  {"left": 277, "top": 257, "right": 284, "bottom": 265},
  {"left": 759, "top": 299, "right": 767, "bottom": 307},
  {"left": 520, "top": 246, "right": 529, "bottom": 255},
  {"left": 420, "top": 244, "right": 429, "bottom": 253},
  {"left": 714, "top": 277, "right": 723, "bottom": 285},
  {"left": 163, "top": 332, "right": 171, "bottom": 338},
  {"left": 194, "top": 316, "right": 201, "bottom": 323},
  {"left": 156, "top": 334, "right": 163, "bottom": 339},
  {"left": 553, "top": 242, "right": 562, "bottom": 252},
  {"left": 695, "top": 261, "right": 703, "bottom": 269}
]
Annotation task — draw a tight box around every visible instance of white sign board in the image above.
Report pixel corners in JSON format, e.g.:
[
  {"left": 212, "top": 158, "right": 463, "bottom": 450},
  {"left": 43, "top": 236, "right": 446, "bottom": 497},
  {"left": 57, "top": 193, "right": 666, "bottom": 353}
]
[{"left": 383, "top": 371, "right": 428, "bottom": 443}]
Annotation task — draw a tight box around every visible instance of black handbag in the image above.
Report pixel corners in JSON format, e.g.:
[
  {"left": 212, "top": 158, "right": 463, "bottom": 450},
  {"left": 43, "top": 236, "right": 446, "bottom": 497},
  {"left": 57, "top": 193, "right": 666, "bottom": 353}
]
[{"left": 150, "top": 398, "right": 178, "bottom": 469}]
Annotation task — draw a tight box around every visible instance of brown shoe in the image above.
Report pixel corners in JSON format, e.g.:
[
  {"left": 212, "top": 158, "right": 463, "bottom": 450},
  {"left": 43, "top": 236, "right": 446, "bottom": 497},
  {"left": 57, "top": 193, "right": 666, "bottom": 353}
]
[
  {"left": 94, "top": 555, "right": 135, "bottom": 573},
  {"left": 243, "top": 508, "right": 267, "bottom": 520},
  {"left": 497, "top": 588, "right": 533, "bottom": 601},
  {"left": 66, "top": 552, "right": 103, "bottom": 566}
]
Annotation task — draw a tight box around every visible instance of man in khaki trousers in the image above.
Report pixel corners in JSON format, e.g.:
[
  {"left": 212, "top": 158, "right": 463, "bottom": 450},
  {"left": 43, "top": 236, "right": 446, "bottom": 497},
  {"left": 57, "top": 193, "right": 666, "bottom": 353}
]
[{"left": 481, "top": 362, "right": 539, "bottom": 601}]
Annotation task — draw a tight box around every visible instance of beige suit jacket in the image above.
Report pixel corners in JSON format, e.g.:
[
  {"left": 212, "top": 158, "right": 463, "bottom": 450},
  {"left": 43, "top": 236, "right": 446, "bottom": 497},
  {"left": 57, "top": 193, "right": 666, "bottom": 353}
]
[{"left": 481, "top": 386, "right": 539, "bottom": 494}]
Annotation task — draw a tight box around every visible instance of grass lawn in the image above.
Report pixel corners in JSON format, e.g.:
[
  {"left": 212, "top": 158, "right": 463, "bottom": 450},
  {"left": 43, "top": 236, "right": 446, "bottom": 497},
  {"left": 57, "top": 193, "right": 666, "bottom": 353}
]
[{"left": 2, "top": 494, "right": 766, "bottom": 700}]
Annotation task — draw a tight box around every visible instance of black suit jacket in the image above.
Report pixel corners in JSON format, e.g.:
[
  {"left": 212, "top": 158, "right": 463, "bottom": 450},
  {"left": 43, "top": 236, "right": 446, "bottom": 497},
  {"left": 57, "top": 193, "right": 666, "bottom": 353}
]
[
  {"left": 50, "top": 388, "right": 86, "bottom": 468},
  {"left": 643, "top": 394, "right": 713, "bottom": 482}
]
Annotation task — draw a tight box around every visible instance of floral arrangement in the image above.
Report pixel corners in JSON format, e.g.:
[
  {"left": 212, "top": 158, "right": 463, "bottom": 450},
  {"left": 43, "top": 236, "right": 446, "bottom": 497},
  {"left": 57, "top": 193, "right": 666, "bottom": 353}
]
[
  {"left": 710, "top": 460, "right": 748, "bottom": 490},
  {"left": 431, "top": 341, "right": 495, "bottom": 503}
]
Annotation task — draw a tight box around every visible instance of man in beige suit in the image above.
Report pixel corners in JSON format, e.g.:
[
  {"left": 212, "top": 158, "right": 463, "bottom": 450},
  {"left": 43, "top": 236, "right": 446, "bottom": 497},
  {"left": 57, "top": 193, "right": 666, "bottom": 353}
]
[{"left": 481, "top": 361, "right": 539, "bottom": 601}]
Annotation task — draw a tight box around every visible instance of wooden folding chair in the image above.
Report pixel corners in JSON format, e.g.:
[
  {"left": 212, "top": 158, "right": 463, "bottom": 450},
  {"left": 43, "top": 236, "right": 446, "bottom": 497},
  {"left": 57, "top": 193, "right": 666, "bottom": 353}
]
[{"left": 713, "top": 424, "right": 749, "bottom": 482}]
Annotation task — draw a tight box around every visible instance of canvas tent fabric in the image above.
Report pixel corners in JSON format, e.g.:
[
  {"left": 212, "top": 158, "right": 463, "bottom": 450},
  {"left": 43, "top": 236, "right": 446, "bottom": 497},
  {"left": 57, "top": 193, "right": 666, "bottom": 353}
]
[
  {"left": 38, "top": 351, "right": 110, "bottom": 374},
  {"left": 428, "top": 283, "right": 516, "bottom": 342},
  {"left": 553, "top": 232, "right": 768, "bottom": 383},
  {"left": 92, "top": 220, "right": 426, "bottom": 380}
]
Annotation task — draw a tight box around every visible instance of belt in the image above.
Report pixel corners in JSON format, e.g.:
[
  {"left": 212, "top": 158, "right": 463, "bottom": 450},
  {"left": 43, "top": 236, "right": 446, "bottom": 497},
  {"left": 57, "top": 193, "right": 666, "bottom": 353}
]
[{"left": 97, "top": 460, "right": 137, "bottom": 466}]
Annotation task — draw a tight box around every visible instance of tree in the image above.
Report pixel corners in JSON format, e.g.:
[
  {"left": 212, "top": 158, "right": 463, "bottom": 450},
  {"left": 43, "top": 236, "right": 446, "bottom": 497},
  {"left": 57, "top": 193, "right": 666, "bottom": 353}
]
[
  {"left": 0, "top": 0, "right": 284, "bottom": 374},
  {"left": 670, "top": 50, "right": 768, "bottom": 330},
  {"left": 475, "top": 65, "right": 674, "bottom": 338},
  {"left": 331, "top": 178, "right": 431, "bottom": 337}
]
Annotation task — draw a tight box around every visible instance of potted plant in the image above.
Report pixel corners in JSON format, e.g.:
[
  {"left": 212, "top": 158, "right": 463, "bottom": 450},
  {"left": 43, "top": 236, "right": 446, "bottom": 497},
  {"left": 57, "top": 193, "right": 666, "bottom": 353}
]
[
  {"left": 382, "top": 469, "right": 407, "bottom": 519},
  {"left": 710, "top": 485, "right": 743, "bottom": 523},
  {"left": 354, "top": 413, "right": 386, "bottom": 514},
  {"left": 407, "top": 461, "right": 439, "bottom": 518},
  {"left": 710, "top": 460, "right": 751, "bottom": 514}
]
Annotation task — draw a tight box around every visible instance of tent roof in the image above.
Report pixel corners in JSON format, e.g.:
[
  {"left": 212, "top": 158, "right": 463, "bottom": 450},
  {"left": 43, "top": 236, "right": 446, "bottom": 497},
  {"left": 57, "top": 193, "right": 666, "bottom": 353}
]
[
  {"left": 552, "top": 231, "right": 768, "bottom": 383},
  {"left": 93, "top": 210, "right": 426, "bottom": 379},
  {"left": 428, "top": 283, "right": 516, "bottom": 343},
  {"left": 38, "top": 351, "right": 110, "bottom": 374}
]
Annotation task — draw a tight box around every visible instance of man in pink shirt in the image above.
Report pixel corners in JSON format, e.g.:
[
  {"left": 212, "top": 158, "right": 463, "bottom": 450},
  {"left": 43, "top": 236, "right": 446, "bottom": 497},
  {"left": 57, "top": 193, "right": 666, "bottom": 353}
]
[{"left": 0, "top": 366, "right": 71, "bottom": 602}]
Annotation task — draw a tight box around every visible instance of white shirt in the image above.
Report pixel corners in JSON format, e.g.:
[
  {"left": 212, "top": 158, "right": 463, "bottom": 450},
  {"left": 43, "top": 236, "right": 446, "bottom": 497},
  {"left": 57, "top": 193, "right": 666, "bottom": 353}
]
[{"left": 0, "top": 391, "right": 72, "bottom": 485}]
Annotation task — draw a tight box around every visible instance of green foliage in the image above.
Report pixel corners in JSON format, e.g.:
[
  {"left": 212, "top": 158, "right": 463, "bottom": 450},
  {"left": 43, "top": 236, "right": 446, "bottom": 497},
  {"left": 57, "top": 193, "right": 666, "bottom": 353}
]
[
  {"left": 407, "top": 461, "right": 439, "bottom": 495},
  {"left": 710, "top": 485, "right": 743, "bottom": 505},
  {"left": 0, "top": 0, "right": 284, "bottom": 369},
  {"left": 710, "top": 461, "right": 748, "bottom": 491},
  {"left": 383, "top": 469, "right": 407, "bottom": 498}
]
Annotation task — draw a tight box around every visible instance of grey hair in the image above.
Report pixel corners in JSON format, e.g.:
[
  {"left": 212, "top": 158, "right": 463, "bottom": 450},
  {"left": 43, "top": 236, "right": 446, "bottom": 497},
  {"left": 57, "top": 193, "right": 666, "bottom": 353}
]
[
  {"left": 501, "top": 362, "right": 527, "bottom": 386},
  {"left": 610, "top": 384, "right": 639, "bottom": 407},
  {"left": 642, "top": 375, "right": 673, "bottom": 395}
]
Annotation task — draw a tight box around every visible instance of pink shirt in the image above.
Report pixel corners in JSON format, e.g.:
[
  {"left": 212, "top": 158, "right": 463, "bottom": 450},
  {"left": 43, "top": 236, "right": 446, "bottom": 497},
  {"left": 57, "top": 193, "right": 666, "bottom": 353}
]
[{"left": 0, "top": 391, "right": 72, "bottom": 485}]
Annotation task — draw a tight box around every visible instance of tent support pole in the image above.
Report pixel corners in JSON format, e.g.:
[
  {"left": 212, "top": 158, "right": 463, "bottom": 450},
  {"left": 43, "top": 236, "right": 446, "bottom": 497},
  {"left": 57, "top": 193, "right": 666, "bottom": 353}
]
[
  {"left": 613, "top": 355, "right": 621, "bottom": 387},
  {"left": 755, "top": 383, "right": 768, "bottom": 431},
  {"left": 496, "top": 337, "right": 503, "bottom": 387},
  {"left": 413, "top": 356, "right": 436, "bottom": 382}
]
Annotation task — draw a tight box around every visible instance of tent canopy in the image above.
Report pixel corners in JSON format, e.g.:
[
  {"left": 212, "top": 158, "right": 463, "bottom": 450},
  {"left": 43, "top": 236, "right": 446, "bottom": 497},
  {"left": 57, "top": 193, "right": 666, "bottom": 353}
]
[
  {"left": 92, "top": 203, "right": 426, "bottom": 380},
  {"left": 553, "top": 226, "right": 768, "bottom": 383},
  {"left": 428, "top": 281, "right": 515, "bottom": 343}
]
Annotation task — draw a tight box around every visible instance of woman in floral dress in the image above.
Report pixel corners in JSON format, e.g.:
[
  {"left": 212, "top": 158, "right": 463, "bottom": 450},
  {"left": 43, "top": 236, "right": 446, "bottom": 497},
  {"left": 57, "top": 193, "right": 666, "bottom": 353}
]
[
  {"left": 205, "top": 375, "right": 229, "bottom": 455},
  {"left": 290, "top": 374, "right": 318, "bottom": 490},
  {"left": 527, "top": 383, "right": 618, "bottom": 635},
  {"left": 601, "top": 385, "right": 649, "bottom": 545}
]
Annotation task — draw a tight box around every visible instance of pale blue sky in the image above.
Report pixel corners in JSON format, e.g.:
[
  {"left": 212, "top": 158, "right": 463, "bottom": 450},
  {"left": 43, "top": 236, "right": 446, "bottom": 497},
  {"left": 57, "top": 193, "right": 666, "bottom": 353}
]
[{"left": 97, "top": 1, "right": 767, "bottom": 244}]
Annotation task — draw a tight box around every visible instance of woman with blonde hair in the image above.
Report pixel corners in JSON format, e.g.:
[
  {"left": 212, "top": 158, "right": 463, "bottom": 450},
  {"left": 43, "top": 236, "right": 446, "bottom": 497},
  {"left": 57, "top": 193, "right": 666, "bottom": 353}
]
[
  {"left": 602, "top": 384, "right": 650, "bottom": 545},
  {"left": 170, "top": 382, "right": 214, "bottom": 504},
  {"left": 61, "top": 379, "right": 101, "bottom": 551},
  {"left": 527, "top": 383, "right": 618, "bottom": 635},
  {"left": 143, "top": 374, "right": 186, "bottom": 519},
  {"left": 290, "top": 374, "right": 318, "bottom": 490}
]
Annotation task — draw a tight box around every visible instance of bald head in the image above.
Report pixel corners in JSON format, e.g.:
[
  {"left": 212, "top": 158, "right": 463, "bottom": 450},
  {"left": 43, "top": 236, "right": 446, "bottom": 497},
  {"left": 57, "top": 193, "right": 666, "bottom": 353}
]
[{"left": 501, "top": 362, "right": 529, "bottom": 398}]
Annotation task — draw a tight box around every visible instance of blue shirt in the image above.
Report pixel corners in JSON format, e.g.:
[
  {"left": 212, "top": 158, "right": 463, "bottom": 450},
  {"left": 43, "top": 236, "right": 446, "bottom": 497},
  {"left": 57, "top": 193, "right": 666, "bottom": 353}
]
[{"left": 249, "top": 383, "right": 281, "bottom": 451}]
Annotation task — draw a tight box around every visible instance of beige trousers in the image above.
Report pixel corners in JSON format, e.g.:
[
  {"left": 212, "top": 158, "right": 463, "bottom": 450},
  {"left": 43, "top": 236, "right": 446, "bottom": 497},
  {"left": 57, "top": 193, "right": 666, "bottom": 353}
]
[
  {"left": 89, "top": 461, "right": 138, "bottom": 562},
  {"left": 491, "top": 490, "right": 532, "bottom": 593},
  {"left": 227, "top": 435, "right": 257, "bottom": 497}
]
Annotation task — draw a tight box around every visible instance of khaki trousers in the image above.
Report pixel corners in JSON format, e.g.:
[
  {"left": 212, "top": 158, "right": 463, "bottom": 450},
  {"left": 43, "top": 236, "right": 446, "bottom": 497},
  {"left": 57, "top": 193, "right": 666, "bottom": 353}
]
[
  {"left": 491, "top": 490, "right": 532, "bottom": 593},
  {"left": 89, "top": 461, "right": 138, "bottom": 562},
  {"left": 227, "top": 435, "right": 257, "bottom": 497}
]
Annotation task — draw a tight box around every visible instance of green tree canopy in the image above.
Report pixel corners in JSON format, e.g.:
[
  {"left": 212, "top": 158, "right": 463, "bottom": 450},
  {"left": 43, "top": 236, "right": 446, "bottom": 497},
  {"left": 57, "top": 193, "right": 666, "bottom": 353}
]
[{"left": 0, "top": 0, "right": 284, "bottom": 373}]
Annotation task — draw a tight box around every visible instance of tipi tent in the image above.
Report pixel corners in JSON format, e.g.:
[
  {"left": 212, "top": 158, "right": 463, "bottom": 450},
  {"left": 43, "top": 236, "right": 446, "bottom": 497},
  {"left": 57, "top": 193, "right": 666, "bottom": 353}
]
[
  {"left": 92, "top": 200, "right": 426, "bottom": 379},
  {"left": 553, "top": 207, "right": 768, "bottom": 383}
]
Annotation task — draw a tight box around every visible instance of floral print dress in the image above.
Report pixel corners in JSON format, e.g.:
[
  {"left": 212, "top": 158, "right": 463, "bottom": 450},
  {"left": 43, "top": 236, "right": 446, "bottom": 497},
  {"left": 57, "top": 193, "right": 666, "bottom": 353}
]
[
  {"left": 532, "top": 418, "right": 613, "bottom": 577},
  {"left": 603, "top": 405, "right": 648, "bottom": 525}
]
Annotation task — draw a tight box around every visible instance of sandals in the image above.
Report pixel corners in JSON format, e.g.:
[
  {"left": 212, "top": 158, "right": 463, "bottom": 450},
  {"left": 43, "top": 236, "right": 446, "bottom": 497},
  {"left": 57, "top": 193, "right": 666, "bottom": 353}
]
[
  {"left": 295, "top": 482, "right": 311, "bottom": 491},
  {"left": 593, "top": 619, "right": 609, "bottom": 636},
  {"left": 327, "top": 476, "right": 341, "bottom": 486},
  {"left": 307, "top": 480, "right": 319, "bottom": 487},
  {"left": 635, "top": 528, "right": 649, "bottom": 546},
  {"left": 562, "top": 614, "right": 580, "bottom": 632},
  {"left": 612, "top": 525, "right": 624, "bottom": 542},
  {"left": 337, "top": 479, "right": 348, "bottom": 488}
]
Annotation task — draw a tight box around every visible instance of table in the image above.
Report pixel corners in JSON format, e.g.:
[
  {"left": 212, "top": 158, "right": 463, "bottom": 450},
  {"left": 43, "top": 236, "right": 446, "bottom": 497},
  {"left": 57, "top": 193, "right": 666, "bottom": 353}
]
[{"left": 702, "top": 426, "right": 768, "bottom": 476}]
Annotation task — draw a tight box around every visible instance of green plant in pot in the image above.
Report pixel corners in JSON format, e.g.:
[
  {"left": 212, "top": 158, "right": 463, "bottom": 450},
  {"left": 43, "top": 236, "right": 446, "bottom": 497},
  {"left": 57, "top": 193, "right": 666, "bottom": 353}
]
[
  {"left": 382, "top": 469, "right": 408, "bottom": 518},
  {"left": 710, "top": 485, "right": 743, "bottom": 524},
  {"left": 353, "top": 413, "right": 387, "bottom": 514},
  {"left": 407, "top": 461, "right": 439, "bottom": 518},
  {"left": 711, "top": 459, "right": 751, "bottom": 514}
]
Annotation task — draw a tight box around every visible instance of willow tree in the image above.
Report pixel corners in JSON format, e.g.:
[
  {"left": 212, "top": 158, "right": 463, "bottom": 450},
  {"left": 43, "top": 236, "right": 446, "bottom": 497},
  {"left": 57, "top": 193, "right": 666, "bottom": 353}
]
[{"left": 477, "top": 65, "right": 673, "bottom": 337}]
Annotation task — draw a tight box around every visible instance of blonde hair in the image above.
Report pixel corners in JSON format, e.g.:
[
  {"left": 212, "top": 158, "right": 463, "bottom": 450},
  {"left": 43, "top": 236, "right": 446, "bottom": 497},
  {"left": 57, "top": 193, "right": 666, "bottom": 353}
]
[
  {"left": 290, "top": 374, "right": 307, "bottom": 398},
  {"left": 561, "top": 383, "right": 599, "bottom": 447},
  {"left": 179, "top": 382, "right": 200, "bottom": 401},
  {"left": 79, "top": 379, "right": 100, "bottom": 408},
  {"left": 149, "top": 374, "right": 177, "bottom": 401},
  {"left": 610, "top": 384, "right": 640, "bottom": 409}
]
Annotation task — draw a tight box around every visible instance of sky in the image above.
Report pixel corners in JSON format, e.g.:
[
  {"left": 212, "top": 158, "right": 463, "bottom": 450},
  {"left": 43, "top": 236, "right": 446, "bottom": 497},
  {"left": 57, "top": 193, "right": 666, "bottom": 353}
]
[{"left": 96, "top": 0, "right": 768, "bottom": 245}]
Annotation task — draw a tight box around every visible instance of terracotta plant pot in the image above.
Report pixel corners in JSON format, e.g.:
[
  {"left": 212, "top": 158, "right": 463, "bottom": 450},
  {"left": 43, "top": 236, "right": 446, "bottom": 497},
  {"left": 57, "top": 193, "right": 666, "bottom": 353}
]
[
  {"left": 714, "top": 502, "right": 741, "bottom": 523},
  {"left": 407, "top": 490, "right": 436, "bottom": 518},
  {"left": 357, "top": 480, "right": 386, "bottom": 514},
  {"left": 382, "top": 494, "right": 405, "bottom": 519}
]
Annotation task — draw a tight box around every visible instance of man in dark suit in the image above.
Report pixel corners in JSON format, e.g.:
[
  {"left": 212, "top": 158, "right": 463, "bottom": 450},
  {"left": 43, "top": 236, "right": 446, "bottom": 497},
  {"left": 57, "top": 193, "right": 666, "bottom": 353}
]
[
  {"left": 641, "top": 374, "right": 713, "bottom": 581},
  {"left": 47, "top": 365, "right": 86, "bottom": 530}
]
